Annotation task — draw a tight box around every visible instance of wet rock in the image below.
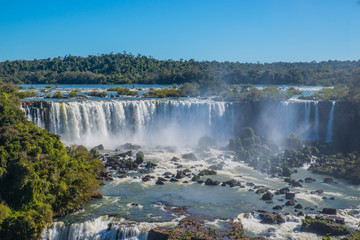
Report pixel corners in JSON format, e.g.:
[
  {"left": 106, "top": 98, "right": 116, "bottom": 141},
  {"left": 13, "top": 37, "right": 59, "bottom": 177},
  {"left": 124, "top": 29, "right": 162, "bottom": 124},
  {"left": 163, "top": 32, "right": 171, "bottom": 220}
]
[
  {"left": 324, "top": 178, "right": 334, "bottom": 184},
  {"left": 297, "top": 211, "right": 304, "bottom": 216},
  {"left": 257, "top": 210, "right": 285, "bottom": 224},
  {"left": 301, "top": 215, "right": 349, "bottom": 236},
  {"left": 182, "top": 153, "right": 197, "bottom": 161},
  {"left": 158, "top": 177, "right": 167, "bottom": 182},
  {"left": 322, "top": 208, "right": 337, "bottom": 215},
  {"left": 94, "top": 144, "right": 105, "bottom": 151},
  {"left": 305, "top": 207, "right": 315, "bottom": 211},
  {"left": 142, "top": 175, "right": 151, "bottom": 182},
  {"left": 204, "top": 178, "right": 220, "bottom": 186},
  {"left": 256, "top": 188, "right": 266, "bottom": 194},
  {"left": 279, "top": 187, "right": 290, "bottom": 194},
  {"left": 198, "top": 169, "right": 217, "bottom": 176},
  {"left": 135, "top": 151, "right": 144, "bottom": 164},
  {"left": 147, "top": 217, "right": 265, "bottom": 240},
  {"left": 272, "top": 205, "right": 283, "bottom": 210},
  {"left": 170, "top": 157, "right": 179, "bottom": 162},
  {"left": 285, "top": 200, "right": 295, "bottom": 206},
  {"left": 305, "top": 177, "right": 316, "bottom": 183},
  {"left": 223, "top": 179, "right": 241, "bottom": 187},
  {"left": 289, "top": 180, "right": 303, "bottom": 187},
  {"left": 295, "top": 204, "right": 303, "bottom": 209},
  {"left": 197, "top": 180, "right": 204, "bottom": 184},
  {"left": 163, "top": 172, "right": 172, "bottom": 176},
  {"left": 155, "top": 180, "right": 164, "bottom": 185},
  {"left": 170, "top": 178, "right": 179, "bottom": 182},
  {"left": 329, "top": 197, "right": 335, "bottom": 200},
  {"left": 246, "top": 182, "right": 255, "bottom": 187},
  {"left": 183, "top": 169, "right": 191, "bottom": 174},
  {"left": 310, "top": 189, "right": 323, "bottom": 194},
  {"left": 145, "top": 161, "right": 157, "bottom": 169},
  {"left": 191, "top": 175, "right": 200, "bottom": 181},
  {"left": 209, "top": 163, "right": 225, "bottom": 171},
  {"left": 120, "top": 143, "right": 141, "bottom": 150},
  {"left": 261, "top": 191, "right": 274, "bottom": 201},
  {"left": 285, "top": 192, "right": 296, "bottom": 200},
  {"left": 176, "top": 170, "right": 185, "bottom": 179}
]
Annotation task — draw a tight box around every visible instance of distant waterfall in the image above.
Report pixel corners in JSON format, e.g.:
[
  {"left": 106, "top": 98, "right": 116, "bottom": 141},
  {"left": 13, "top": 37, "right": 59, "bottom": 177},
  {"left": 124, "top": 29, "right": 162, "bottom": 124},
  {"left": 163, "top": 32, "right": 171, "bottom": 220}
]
[
  {"left": 326, "top": 101, "right": 336, "bottom": 143},
  {"left": 23, "top": 99, "right": 332, "bottom": 147}
]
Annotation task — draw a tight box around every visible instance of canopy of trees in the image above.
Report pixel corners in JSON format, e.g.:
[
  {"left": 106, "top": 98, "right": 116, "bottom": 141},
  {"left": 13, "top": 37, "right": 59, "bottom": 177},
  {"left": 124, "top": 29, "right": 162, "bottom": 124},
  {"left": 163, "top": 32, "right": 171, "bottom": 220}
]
[
  {"left": 0, "top": 84, "right": 103, "bottom": 240},
  {"left": 0, "top": 53, "right": 359, "bottom": 86}
]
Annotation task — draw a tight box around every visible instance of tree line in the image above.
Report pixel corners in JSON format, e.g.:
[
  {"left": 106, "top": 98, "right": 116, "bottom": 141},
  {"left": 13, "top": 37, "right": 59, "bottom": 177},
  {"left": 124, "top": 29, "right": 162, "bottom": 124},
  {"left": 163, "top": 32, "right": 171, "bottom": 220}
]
[{"left": 0, "top": 53, "right": 359, "bottom": 86}]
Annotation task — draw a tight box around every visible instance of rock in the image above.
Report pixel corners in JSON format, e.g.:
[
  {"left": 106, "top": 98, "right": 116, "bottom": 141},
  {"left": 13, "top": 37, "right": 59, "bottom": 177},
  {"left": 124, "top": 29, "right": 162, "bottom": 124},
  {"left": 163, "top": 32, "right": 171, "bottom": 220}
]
[
  {"left": 301, "top": 215, "right": 349, "bottom": 236},
  {"left": 324, "top": 178, "right": 334, "bottom": 184},
  {"left": 197, "top": 180, "right": 204, "bottom": 184},
  {"left": 135, "top": 151, "right": 144, "bottom": 164},
  {"left": 183, "top": 169, "right": 191, "bottom": 174},
  {"left": 208, "top": 163, "right": 225, "bottom": 171},
  {"left": 289, "top": 180, "right": 303, "bottom": 187},
  {"left": 147, "top": 217, "right": 265, "bottom": 240},
  {"left": 163, "top": 172, "right": 172, "bottom": 176},
  {"left": 182, "top": 153, "right": 197, "bottom": 161},
  {"left": 198, "top": 169, "right": 217, "bottom": 176},
  {"left": 305, "top": 177, "right": 316, "bottom": 183},
  {"left": 120, "top": 143, "right": 141, "bottom": 150},
  {"left": 295, "top": 204, "right": 303, "bottom": 209},
  {"left": 176, "top": 170, "right": 185, "bottom": 179},
  {"left": 297, "top": 211, "right": 304, "bottom": 216},
  {"left": 272, "top": 205, "right": 283, "bottom": 210},
  {"left": 279, "top": 187, "right": 290, "bottom": 194},
  {"left": 329, "top": 197, "right": 335, "bottom": 200},
  {"left": 310, "top": 189, "right": 323, "bottom": 194},
  {"left": 257, "top": 210, "right": 285, "bottom": 224},
  {"left": 142, "top": 175, "right": 151, "bottom": 182},
  {"left": 285, "top": 200, "right": 295, "bottom": 206},
  {"left": 285, "top": 192, "right": 295, "bottom": 200},
  {"left": 94, "top": 144, "right": 105, "bottom": 151},
  {"left": 261, "top": 191, "right": 274, "bottom": 201},
  {"left": 223, "top": 179, "right": 241, "bottom": 187},
  {"left": 158, "top": 177, "right": 167, "bottom": 182},
  {"left": 170, "top": 157, "right": 179, "bottom": 162},
  {"left": 170, "top": 178, "right": 179, "bottom": 182},
  {"left": 246, "top": 182, "right": 255, "bottom": 187},
  {"left": 322, "top": 208, "right": 337, "bottom": 215},
  {"left": 191, "top": 175, "right": 200, "bottom": 181},
  {"left": 155, "top": 180, "right": 164, "bottom": 185},
  {"left": 145, "top": 161, "right": 157, "bottom": 169},
  {"left": 205, "top": 178, "right": 220, "bottom": 186}
]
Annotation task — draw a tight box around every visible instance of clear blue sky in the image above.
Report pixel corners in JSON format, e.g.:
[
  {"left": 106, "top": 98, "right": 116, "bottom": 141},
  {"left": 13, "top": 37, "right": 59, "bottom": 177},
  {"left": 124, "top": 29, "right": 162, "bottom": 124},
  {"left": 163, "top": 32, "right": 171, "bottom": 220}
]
[{"left": 0, "top": 0, "right": 359, "bottom": 62}]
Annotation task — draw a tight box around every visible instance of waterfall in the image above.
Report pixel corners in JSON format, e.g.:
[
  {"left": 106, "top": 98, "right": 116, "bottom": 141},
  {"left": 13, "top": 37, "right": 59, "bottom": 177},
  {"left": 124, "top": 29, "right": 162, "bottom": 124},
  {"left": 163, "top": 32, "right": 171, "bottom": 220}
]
[
  {"left": 23, "top": 99, "right": 330, "bottom": 147},
  {"left": 41, "top": 216, "right": 164, "bottom": 240},
  {"left": 304, "top": 102, "right": 311, "bottom": 140},
  {"left": 313, "top": 102, "right": 320, "bottom": 141},
  {"left": 326, "top": 101, "right": 336, "bottom": 143}
]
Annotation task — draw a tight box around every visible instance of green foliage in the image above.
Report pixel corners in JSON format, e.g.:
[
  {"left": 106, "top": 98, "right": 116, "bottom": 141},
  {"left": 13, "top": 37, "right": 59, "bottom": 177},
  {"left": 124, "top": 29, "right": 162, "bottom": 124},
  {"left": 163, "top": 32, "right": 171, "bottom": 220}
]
[
  {"left": 0, "top": 83, "right": 104, "bottom": 239},
  {"left": 1, "top": 53, "right": 358, "bottom": 87},
  {"left": 108, "top": 87, "right": 138, "bottom": 96},
  {"left": 16, "top": 91, "right": 37, "bottom": 99},
  {"left": 146, "top": 88, "right": 181, "bottom": 98},
  {"left": 52, "top": 91, "right": 63, "bottom": 99},
  {"left": 68, "top": 91, "right": 77, "bottom": 98},
  {"left": 89, "top": 90, "right": 107, "bottom": 97}
]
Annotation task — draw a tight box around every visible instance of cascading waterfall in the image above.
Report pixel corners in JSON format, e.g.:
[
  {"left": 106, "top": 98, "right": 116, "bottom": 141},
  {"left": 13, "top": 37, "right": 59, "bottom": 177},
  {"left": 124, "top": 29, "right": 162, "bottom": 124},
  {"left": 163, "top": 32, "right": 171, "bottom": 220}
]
[
  {"left": 23, "top": 99, "right": 333, "bottom": 148},
  {"left": 41, "top": 216, "right": 166, "bottom": 240},
  {"left": 326, "top": 101, "right": 335, "bottom": 143}
]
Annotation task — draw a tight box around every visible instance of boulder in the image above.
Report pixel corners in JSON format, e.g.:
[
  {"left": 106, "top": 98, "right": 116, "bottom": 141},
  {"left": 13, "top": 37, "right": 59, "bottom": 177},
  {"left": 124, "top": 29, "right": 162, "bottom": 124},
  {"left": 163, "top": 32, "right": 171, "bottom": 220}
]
[
  {"left": 305, "top": 177, "right": 316, "bottom": 183},
  {"left": 261, "top": 191, "right": 274, "bottom": 201},
  {"left": 182, "top": 153, "right": 197, "bottom": 161},
  {"left": 301, "top": 215, "right": 349, "bottom": 236},
  {"left": 285, "top": 200, "right": 295, "bottom": 206},
  {"left": 322, "top": 208, "right": 337, "bottom": 215},
  {"left": 257, "top": 210, "right": 285, "bottom": 224},
  {"left": 285, "top": 192, "right": 296, "bottom": 200},
  {"left": 205, "top": 178, "right": 220, "bottom": 186},
  {"left": 324, "top": 178, "right": 334, "bottom": 184}
]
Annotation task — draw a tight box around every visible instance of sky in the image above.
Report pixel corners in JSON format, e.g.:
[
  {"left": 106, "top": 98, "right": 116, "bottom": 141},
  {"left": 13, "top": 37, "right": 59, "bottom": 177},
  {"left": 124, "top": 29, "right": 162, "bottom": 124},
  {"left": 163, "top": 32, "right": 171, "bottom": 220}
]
[{"left": 0, "top": 0, "right": 359, "bottom": 63}]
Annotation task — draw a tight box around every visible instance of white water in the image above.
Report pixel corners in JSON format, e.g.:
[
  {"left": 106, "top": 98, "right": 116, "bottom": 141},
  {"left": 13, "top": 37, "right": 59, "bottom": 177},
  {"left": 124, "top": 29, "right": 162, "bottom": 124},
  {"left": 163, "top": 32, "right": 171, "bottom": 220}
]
[
  {"left": 23, "top": 99, "right": 336, "bottom": 148},
  {"left": 326, "top": 101, "right": 335, "bottom": 143}
]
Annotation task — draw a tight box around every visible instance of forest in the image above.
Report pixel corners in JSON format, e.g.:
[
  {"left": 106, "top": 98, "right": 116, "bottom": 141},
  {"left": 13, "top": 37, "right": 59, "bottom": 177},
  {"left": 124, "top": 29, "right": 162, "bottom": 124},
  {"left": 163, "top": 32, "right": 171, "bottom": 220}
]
[
  {"left": 0, "top": 53, "right": 359, "bottom": 87},
  {"left": 0, "top": 84, "right": 104, "bottom": 240}
]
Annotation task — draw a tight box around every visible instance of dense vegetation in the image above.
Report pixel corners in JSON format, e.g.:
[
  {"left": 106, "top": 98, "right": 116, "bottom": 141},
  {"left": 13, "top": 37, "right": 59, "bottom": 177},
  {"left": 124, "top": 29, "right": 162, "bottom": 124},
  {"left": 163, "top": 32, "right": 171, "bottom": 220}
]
[
  {"left": 1, "top": 53, "right": 359, "bottom": 87},
  {"left": 0, "top": 84, "right": 103, "bottom": 240}
]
